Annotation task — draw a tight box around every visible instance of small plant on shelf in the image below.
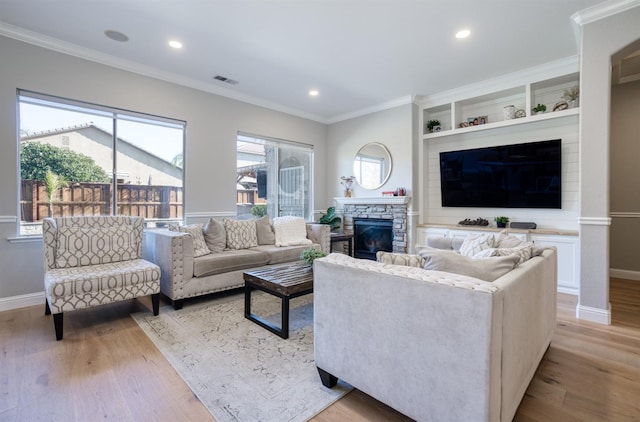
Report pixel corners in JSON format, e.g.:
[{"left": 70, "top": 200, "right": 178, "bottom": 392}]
[
  {"left": 494, "top": 216, "right": 510, "bottom": 228},
  {"left": 301, "top": 247, "right": 326, "bottom": 266},
  {"left": 532, "top": 104, "right": 547, "bottom": 114},
  {"left": 426, "top": 119, "right": 441, "bottom": 133},
  {"left": 562, "top": 85, "right": 580, "bottom": 107}
]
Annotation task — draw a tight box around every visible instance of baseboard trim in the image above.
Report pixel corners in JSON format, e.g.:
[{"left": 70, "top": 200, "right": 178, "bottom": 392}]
[
  {"left": 576, "top": 303, "right": 611, "bottom": 325},
  {"left": 610, "top": 268, "right": 640, "bottom": 281},
  {"left": 0, "top": 291, "right": 45, "bottom": 312},
  {"left": 557, "top": 286, "right": 579, "bottom": 296}
]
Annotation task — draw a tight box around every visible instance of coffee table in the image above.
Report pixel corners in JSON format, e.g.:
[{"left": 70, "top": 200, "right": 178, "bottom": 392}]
[{"left": 243, "top": 261, "right": 313, "bottom": 339}]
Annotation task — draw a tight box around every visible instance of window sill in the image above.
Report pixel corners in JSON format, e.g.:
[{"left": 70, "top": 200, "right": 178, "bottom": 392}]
[{"left": 7, "top": 235, "right": 42, "bottom": 244}]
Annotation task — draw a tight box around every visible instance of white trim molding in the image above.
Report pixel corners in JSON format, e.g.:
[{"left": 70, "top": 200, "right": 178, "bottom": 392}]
[
  {"left": 185, "top": 212, "right": 236, "bottom": 219},
  {"left": 0, "top": 215, "right": 17, "bottom": 223},
  {"left": 578, "top": 217, "right": 612, "bottom": 226},
  {"left": 0, "top": 291, "right": 45, "bottom": 312},
  {"left": 334, "top": 196, "right": 412, "bottom": 207},
  {"left": 572, "top": 0, "right": 640, "bottom": 26},
  {"left": 576, "top": 303, "right": 611, "bottom": 325},
  {"left": 610, "top": 268, "right": 640, "bottom": 281},
  {"left": 610, "top": 212, "right": 640, "bottom": 218}
]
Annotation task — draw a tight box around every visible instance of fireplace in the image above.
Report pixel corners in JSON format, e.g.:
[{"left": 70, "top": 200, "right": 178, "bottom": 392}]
[{"left": 353, "top": 218, "right": 393, "bottom": 260}]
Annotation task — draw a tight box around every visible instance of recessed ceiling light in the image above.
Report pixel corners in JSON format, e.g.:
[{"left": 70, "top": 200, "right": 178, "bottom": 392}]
[
  {"left": 309, "top": 90, "right": 319, "bottom": 96},
  {"left": 168, "top": 40, "right": 183, "bottom": 49},
  {"left": 456, "top": 29, "right": 471, "bottom": 39},
  {"left": 104, "top": 30, "right": 129, "bottom": 42}
]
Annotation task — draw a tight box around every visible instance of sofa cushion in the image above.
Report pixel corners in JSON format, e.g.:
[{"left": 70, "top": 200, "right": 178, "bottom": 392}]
[
  {"left": 272, "top": 216, "right": 312, "bottom": 247},
  {"left": 255, "top": 215, "right": 276, "bottom": 245},
  {"left": 55, "top": 226, "right": 139, "bottom": 268},
  {"left": 203, "top": 218, "right": 226, "bottom": 253},
  {"left": 192, "top": 249, "right": 269, "bottom": 277},
  {"left": 376, "top": 251, "right": 425, "bottom": 268},
  {"left": 223, "top": 218, "right": 258, "bottom": 250},
  {"left": 473, "top": 244, "right": 533, "bottom": 265},
  {"left": 417, "top": 247, "right": 519, "bottom": 282},
  {"left": 249, "top": 243, "right": 321, "bottom": 265},
  {"left": 459, "top": 233, "right": 495, "bottom": 257},
  {"left": 169, "top": 224, "right": 210, "bottom": 257}
]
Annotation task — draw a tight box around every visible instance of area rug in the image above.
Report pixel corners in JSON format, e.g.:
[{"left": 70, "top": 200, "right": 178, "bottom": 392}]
[{"left": 132, "top": 292, "right": 351, "bottom": 422}]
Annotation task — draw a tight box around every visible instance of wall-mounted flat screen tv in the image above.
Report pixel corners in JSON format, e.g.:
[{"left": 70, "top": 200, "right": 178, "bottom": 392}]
[{"left": 439, "top": 139, "right": 561, "bottom": 209}]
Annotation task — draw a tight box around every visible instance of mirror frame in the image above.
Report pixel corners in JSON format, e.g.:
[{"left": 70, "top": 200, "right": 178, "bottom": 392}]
[{"left": 353, "top": 142, "right": 392, "bottom": 190}]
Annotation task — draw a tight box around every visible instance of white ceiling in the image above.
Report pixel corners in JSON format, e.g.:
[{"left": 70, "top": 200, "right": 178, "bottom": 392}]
[{"left": 0, "top": 0, "right": 611, "bottom": 123}]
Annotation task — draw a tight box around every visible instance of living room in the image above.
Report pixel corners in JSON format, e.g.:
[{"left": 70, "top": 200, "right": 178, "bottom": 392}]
[{"left": 1, "top": 1, "right": 640, "bottom": 420}]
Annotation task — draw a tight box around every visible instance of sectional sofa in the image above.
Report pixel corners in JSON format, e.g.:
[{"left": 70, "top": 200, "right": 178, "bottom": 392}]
[{"left": 313, "top": 242, "right": 557, "bottom": 422}]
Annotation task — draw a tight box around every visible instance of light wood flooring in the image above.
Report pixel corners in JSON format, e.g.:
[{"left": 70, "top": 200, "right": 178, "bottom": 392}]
[{"left": 1, "top": 278, "right": 639, "bottom": 421}]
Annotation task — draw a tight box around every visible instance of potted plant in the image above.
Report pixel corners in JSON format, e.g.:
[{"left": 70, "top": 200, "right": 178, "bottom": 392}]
[
  {"left": 300, "top": 247, "right": 326, "bottom": 266},
  {"left": 532, "top": 104, "right": 547, "bottom": 115},
  {"left": 494, "top": 216, "right": 509, "bottom": 228},
  {"left": 318, "top": 206, "right": 342, "bottom": 231},
  {"left": 426, "top": 119, "right": 441, "bottom": 133}
]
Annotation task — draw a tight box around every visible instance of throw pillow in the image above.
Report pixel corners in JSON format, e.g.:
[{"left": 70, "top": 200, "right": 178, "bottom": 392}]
[
  {"left": 473, "top": 244, "right": 533, "bottom": 265},
  {"left": 168, "top": 224, "right": 211, "bottom": 257},
  {"left": 223, "top": 218, "right": 258, "bottom": 250},
  {"left": 495, "top": 231, "right": 526, "bottom": 248},
  {"left": 272, "top": 216, "right": 312, "bottom": 247},
  {"left": 418, "top": 247, "right": 519, "bottom": 282},
  {"left": 459, "top": 233, "right": 495, "bottom": 257},
  {"left": 427, "top": 237, "right": 454, "bottom": 250},
  {"left": 203, "top": 218, "right": 226, "bottom": 253},
  {"left": 255, "top": 215, "right": 276, "bottom": 245},
  {"left": 376, "top": 251, "right": 425, "bottom": 268}
]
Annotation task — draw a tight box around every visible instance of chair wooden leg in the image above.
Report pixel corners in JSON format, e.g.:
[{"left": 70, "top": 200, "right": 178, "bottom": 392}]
[
  {"left": 152, "top": 293, "right": 160, "bottom": 316},
  {"left": 44, "top": 299, "right": 51, "bottom": 315},
  {"left": 53, "top": 313, "right": 63, "bottom": 341}
]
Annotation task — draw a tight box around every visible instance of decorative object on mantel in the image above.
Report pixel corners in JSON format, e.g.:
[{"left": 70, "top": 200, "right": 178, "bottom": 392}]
[
  {"left": 395, "top": 187, "right": 406, "bottom": 196},
  {"left": 426, "top": 119, "right": 441, "bottom": 133},
  {"left": 340, "top": 175, "right": 355, "bottom": 197},
  {"left": 532, "top": 103, "right": 547, "bottom": 114},
  {"left": 562, "top": 85, "right": 579, "bottom": 108},
  {"left": 494, "top": 216, "right": 510, "bottom": 228},
  {"left": 458, "top": 217, "right": 489, "bottom": 226},
  {"left": 382, "top": 191, "right": 395, "bottom": 197},
  {"left": 318, "top": 206, "right": 342, "bottom": 231}
]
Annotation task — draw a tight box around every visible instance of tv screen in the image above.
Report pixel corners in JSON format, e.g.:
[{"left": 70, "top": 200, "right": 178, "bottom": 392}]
[{"left": 439, "top": 139, "right": 561, "bottom": 209}]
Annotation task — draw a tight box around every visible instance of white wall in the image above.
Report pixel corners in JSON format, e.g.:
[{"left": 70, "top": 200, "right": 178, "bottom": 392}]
[
  {"left": 0, "top": 35, "right": 327, "bottom": 303},
  {"left": 425, "top": 116, "right": 580, "bottom": 230},
  {"left": 326, "top": 104, "right": 415, "bottom": 201},
  {"left": 578, "top": 5, "right": 640, "bottom": 324}
]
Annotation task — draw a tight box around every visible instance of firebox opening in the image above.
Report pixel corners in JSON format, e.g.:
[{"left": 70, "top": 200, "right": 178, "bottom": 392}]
[{"left": 353, "top": 218, "right": 393, "bottom": 260}]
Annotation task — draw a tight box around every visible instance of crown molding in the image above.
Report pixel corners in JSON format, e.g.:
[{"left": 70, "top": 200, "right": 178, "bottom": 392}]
[
  {"left": 326, "top": 95, "right": 416, "bottom": 124},
  {"left": 0, "top": 22, "right": 331, "bottom": 124},
  {"left": 571, "top": 0, "right": 640, "bottom": 26}
]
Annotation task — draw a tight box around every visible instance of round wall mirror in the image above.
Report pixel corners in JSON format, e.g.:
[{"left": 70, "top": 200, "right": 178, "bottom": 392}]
[{"left": 353, "top": 142, "right": 392, "bottom": 190}]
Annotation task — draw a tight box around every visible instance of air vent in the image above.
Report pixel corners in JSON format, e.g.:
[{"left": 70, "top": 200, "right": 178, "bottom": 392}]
[{"left": 213, "top": 75, "right": 239, "bottom": 85}]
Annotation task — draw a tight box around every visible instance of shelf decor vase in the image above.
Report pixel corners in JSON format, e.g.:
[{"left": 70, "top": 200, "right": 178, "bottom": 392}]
[
  {"left": 344, "top": 188, "right": 352, "bottom": 198},
  {"left": 503, "top": 105, "right": 516, "bottom": 120}
]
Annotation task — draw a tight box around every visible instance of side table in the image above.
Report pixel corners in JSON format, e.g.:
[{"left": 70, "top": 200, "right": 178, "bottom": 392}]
[{"left": 330, "top": 232, "right": 354, "bottom": 256}]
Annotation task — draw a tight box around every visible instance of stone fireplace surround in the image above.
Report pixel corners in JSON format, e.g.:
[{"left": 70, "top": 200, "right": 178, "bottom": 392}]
[{"left": 334, "top": 197, "right": 411, "bottom": 255}]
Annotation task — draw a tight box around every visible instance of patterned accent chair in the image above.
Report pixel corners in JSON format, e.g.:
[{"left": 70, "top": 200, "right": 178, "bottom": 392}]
[{"left": 43, "top": 216, "right": 161, "bottom": 340}]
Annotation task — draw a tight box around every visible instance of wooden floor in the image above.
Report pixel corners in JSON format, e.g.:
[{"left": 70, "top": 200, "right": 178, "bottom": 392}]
[{"left": 1, "top": 279, "right": 639, "bottom": 421}]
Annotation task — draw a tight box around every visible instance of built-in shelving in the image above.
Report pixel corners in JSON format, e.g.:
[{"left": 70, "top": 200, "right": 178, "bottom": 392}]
[{"left": 421, "top": 72, "right": 580, "bottom": 140}]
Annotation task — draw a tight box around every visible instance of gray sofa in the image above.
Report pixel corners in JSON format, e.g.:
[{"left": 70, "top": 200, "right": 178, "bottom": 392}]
[
  {"left": 313, "top": 248, "right": 557, "bottom": 422},
  {"left": 143, "top": 220, "right": 330, "bottom": 309}
]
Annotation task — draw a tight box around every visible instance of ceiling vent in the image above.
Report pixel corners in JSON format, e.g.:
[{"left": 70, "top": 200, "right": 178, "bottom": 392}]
[{"left": 213, "top": 75, "right": 239, "bottom": 85}]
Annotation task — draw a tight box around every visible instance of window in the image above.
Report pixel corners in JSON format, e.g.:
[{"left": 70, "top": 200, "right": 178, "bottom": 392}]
[
  {"left": 18, "top": 90, "right": 185, "bottom": 235},
  {"left": 236, "top": 133, "right": 313, "bottom": 220}
]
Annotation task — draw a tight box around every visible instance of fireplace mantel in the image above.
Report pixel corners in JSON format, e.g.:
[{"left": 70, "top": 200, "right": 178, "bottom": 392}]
[{"left": 334, "top": 196, "right": 411, "bottom": 207}]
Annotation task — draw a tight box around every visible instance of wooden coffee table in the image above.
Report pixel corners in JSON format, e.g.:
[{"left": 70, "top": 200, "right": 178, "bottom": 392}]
[{"left": 243, "top": 261, "right": 313, "bottom": 339}]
